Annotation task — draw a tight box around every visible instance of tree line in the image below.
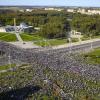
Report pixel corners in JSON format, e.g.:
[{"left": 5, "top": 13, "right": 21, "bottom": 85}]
[
  {"left": 0, "top": 9, "right": 100, "bottom": 38},
  {"left": 71, "top": 13, "right": 100, "bottom": 37}
]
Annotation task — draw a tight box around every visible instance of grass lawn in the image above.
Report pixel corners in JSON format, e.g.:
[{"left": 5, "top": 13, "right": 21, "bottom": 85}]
[
  {"left": 81, "top": 36, "right": 90, "bottom": 41},
  {"left": 0, "top": 32, "right": 78, "bottom": 46},
  {"left": 81, "top": 35, "right": 100, "bottom": 41},
  {"left": 20, "top": 33, "right": 43, "bottom": 41},
  {"left": 34, "top": 38, "right": 78, "bottom": 47},
  {"left": 0, "top": 64, "right": 16, "bottom": 71},
  {"left": 1, "top": 32, "right": 99, "bottom": 47},
  {"left": 0, "top": 32, "right": 17, "bottom": 42},
  {"left": 20, "top": 33, "right": 69, "bottom": 46},
  {"left": 84, "top": 48, "right": 100, "bottom": 64},
  {"left": 93, "top": 35, "right": 100, "bottom": 39},
  {"left": 0, "top": 32, "right": 43, "bottom": 42},
  {"left": 34, "top": 38, "right": 67, "bottom": 46}
]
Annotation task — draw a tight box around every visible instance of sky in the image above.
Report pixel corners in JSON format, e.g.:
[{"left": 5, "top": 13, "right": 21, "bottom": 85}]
[{"left": 0, "top": 0, "right": 100, "bottom": 7}]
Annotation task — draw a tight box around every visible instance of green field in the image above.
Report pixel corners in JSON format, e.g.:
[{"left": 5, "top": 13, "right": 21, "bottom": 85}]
[
  {"left": 20, "top": 33, "right": 70, "bottom": 46},
  {"left": 0, "top": 32, "right": 17, "bottom": 42},
  {"left": 81, "top": 35, "right": 100, "bottom": 41},
  {"left": 34, "top": 38, "right": 67, "bottom": 46},
  {"left": 84, "top": 48, "right": 100, "bottom": 64},
  {"left": 0, "top": 32, "right": 78, "bottom": 46},
  {"left": 20, "top": 33, "right": 43, "bottom": 41},
  {"left": 0, "top": 32, "right": 43, "bottom": 42},
  {"left": 34, "top": 38, "right": 78, "bottom": 47}
]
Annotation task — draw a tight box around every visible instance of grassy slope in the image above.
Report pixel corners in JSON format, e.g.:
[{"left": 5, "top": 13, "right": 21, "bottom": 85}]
[
  {"left": 20, "top": 33, "right": 69, "bottom": 46},
  {"left": 0, "top": 32, "right": 78, "bottom": 46},
  {"left": 84, "top": 48, "right": 100, "bottom": 64},
  {"left": 20, "top": 33, "right": 43, "bottom": 41},
  {"left": 34, "top": 38, "right": 78, "bottom": 46},
  {"left": 0, "top": 32, "right": 17, "bottom": 42},
  {"left": 34, "top": 38, "right": 67, "bottom": 46}
]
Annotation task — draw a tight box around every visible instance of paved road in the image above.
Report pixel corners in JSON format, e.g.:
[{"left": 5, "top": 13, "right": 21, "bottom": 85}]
[
  {"left": 52, "top": 38, "right": 100, "bottom": 49},
  {"left": 59, "top": 40, "right": 100, "bottom": 52},
  {"left": 70, "top": 40, "right": 99, "bottom": 49},
  {"left": 41, "top": 40, "right": 100, "bottom": 53}
]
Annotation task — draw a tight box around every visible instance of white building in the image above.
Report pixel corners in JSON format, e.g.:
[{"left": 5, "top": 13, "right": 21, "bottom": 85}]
[
  {"left": 16, "top": 23, "right": 33, "bottom": 33},
  {"left": 87, "top": 10, "right": 100, "bottom": 15},
  {"left": 26, "top": 9, "right": 33, "bottom": 12},
  {"left": 77, "top": 8, "right": 86, "bottom": 14},
  {"left": 77, "top": 9, "right": 100, "bottom": 15},
  {"left": 45, "top": 8, "right": 63, "bottom": 11},
  {"left": 67, "top": 9, "right": 75, "bottom": 13},
  {"left": 0, "top": 27, "right": 6, "bottom": 32},
  {"left": 0, "top": 26, "right": 15, "bottom": 33},
  {"left": 34, "top": 27, "right": 40, "bottom": 31},
  {"left": 45, "top": 8, "right": 54, "bottom": 10},
  {"left": 0, "top": 23, "right": 33, "bottom": 33},
  {"left": 19, "top": 9, "right": 24, "bottom": 12},
  {"left": 71, "top": 30, "right": 82, "bottom": 43},
  {"left": 71, "top": 30, "right": 82, "bottom": 38}
]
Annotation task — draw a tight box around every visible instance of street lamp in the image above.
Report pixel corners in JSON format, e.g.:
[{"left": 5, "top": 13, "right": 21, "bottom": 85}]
[
  {"left": 90, "top": 34, "right": 93, "bottom": 49},
  {"left": 14, "top": 18, "right": 16, "bottom": 33},
  {"left": 8, "top": 45, "right": 11, "bottom": 69},
  {"left": 66, "top": 30, "right": 72, "bottom": 53},
  {"left": 68, "top": 37, "right": 72, "bottom": 53},
  {"left": 66, "top": 21, "right": 72, "bottom": 53}
]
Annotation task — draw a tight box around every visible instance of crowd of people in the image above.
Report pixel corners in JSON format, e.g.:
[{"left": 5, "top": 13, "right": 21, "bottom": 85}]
[{"left": 0, "top": 41, "right": 100, "bottom": 99}]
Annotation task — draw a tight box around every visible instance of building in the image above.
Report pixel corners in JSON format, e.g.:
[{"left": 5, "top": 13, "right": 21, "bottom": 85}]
[
  {"left": 67, "top": 9, "right": 75, "bottom": 13},
  {"left": 66, "top": 8, "right": 100, "bottom": 15},
  {"left": 0, "top": 27, "right": 6, "bottom": 32},
  {"left": 0, "top": 23, "right": 33, "bottom": 33},
  {"left": 19, "top": 9, "right": 24, "bottom": 12},
  {"left": 87, "top": 10, "right": 100, "bottom": 15},
  {"left": 77, "top": 8, "right": 86, "bottom": 14},
  {"left": 26, "top": 9, "right": 33, "bottom": 12},
  {"left": 44, "top": 8, "right": 63, "bottom": 11},
  {"left": 0, "top": 26, "right": 15, "bottom": 33},
  {"left": 18, "top": 22, "right": 33, "bottom": 33},
  {"left": 34, "top": 27, "right": 40, "bottom": 31}
]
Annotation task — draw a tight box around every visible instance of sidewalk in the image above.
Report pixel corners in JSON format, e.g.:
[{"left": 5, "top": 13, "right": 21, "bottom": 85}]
[
  {"left": 9, "top": 41, "right": 40, "bottom": 49},
  {"left": 15, "top": 33, "right": 23, "bottom": 42}
]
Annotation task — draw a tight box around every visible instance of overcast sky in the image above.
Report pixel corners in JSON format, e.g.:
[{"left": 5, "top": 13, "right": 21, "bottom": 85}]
[{"left": 0, "top": 0, "right": 100, "bottom": 7}]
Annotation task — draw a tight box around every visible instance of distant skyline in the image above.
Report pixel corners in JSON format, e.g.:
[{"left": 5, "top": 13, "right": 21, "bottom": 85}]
[{"left": 0, "top": 0, "right": 100, "bottom": 7}]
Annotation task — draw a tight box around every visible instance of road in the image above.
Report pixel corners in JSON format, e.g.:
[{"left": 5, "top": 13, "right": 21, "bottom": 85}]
[
  {"left": 26, "top": 39, "right": 100, "bottom": 53},
  {"left": 41, "top": 40, "right": 100, "bottom": 53}
]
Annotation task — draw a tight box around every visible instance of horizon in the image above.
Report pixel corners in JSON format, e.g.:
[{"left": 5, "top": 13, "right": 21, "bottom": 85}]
[
  {"left": 0, "top": 5, "right": 100, "bottom": 8},
  {"left": 0, "top": 0, "right": 100, "bottom": 7}
]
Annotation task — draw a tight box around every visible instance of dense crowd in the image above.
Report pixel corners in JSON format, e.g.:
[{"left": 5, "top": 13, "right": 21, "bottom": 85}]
[{"left": 0, "top": 41, "right": 100, "bottom": 99}]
